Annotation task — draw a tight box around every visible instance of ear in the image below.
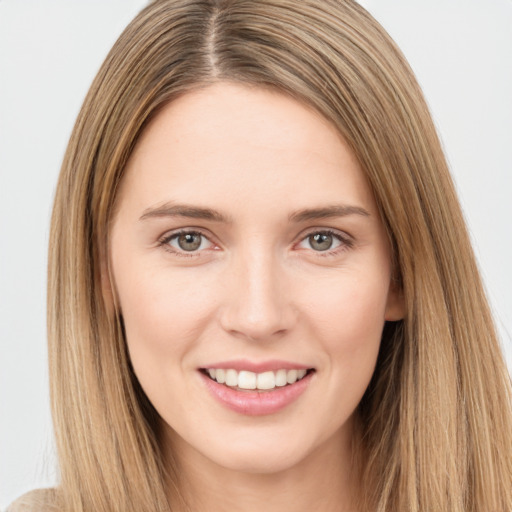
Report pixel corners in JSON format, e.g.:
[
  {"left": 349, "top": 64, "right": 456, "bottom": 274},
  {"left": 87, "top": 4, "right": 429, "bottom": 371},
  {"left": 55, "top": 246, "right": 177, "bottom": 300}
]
[{"left": 384, "top": 280, "right": 405, "bottom": 321}]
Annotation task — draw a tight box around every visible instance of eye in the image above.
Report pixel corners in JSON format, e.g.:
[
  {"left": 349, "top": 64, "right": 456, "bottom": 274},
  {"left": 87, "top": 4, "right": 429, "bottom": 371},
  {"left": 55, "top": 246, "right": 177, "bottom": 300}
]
[
  {"left": 162, "top": 231, "right": 214, "bottom": 254},
  {"left": 308, "top": 232, "right": 338, "bottom": 251},
  {"left": 297, "top": 230, "right": 350, "bottom": 253}
]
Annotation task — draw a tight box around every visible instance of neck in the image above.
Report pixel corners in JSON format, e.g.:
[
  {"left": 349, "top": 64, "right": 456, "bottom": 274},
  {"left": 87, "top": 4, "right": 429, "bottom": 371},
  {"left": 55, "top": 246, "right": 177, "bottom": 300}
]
[{"left": 163, "top": 426, "right": 360, "bottom": 512}]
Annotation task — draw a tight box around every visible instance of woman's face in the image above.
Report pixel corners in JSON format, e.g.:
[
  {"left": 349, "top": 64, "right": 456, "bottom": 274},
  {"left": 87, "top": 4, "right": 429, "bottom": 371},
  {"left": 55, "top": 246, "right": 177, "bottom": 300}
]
[{"left": 109, "top": 83, "right": 403, "bottom": 475}]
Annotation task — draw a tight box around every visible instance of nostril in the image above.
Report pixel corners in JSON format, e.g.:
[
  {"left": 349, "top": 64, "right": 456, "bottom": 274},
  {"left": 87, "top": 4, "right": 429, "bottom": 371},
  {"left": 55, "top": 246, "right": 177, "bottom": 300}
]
[{"left": 219, "top": 307, "right": 296, "bottom": 342}]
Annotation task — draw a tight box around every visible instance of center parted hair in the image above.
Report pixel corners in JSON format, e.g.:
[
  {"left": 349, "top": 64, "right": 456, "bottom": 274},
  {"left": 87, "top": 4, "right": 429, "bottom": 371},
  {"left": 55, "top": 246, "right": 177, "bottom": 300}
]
[{"left": 48, "top": 1, "right": 512, "bottom": 511}]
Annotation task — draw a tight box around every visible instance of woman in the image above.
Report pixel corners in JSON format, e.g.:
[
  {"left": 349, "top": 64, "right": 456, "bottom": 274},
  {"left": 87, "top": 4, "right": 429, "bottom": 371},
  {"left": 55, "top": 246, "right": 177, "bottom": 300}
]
[{"left": 9, "top": 0, "right": 512, "bottom": 511}]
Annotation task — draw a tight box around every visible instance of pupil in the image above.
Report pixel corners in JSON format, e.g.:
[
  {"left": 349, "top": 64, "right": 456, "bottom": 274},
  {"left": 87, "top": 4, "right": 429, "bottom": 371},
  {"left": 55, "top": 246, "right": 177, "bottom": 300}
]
[
  {"left": 310, "top": 233, "right": 332, "bottom": 251},
  {"left": 178, "top": 233, "right": 202, "bottom": 251}
]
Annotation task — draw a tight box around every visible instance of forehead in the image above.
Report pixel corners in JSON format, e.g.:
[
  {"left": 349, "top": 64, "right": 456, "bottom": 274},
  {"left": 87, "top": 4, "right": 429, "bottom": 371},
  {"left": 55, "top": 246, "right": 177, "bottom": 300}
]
[{"left": 118, "top": 82, "right": 376, "bottom": 218}]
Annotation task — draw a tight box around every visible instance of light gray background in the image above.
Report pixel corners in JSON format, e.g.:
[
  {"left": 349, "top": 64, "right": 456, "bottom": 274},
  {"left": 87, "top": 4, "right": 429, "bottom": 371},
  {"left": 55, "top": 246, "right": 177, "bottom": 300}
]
[{"left": 1, "top": 0, "right": 511, "bottom": 508}]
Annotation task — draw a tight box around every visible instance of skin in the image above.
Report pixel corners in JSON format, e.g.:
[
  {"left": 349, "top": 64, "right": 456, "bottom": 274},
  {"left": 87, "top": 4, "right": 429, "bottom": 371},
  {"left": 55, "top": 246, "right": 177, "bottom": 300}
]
[{"left": 108, "top": 82, "right": 404, "bottom": 512}]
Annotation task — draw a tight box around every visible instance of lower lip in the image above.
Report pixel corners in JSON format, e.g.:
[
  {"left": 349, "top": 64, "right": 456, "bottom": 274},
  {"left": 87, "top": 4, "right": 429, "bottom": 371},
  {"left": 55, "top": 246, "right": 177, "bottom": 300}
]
[{"left": 200, "top": 371, "right": 313, "bottom": 416}]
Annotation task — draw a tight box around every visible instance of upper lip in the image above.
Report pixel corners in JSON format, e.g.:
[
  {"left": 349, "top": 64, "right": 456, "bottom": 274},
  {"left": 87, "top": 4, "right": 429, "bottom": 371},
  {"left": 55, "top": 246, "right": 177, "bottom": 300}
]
[{"left": 200, "top": 359, "right": 313, "bottom": 373}]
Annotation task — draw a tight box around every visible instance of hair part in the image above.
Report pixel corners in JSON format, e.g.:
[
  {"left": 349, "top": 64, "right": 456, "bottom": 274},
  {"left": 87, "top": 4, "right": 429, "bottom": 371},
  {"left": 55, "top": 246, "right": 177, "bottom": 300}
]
[{"left": 48, "top": 1, "right": 512, "bottom": 511}]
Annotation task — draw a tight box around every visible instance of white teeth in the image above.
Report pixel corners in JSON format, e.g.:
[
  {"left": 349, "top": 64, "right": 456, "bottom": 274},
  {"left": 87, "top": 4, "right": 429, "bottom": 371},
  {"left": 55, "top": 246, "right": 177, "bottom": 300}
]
[
  {"left": 225, "top": 369, "right": 238, "bottom": 387},
  {"left": 206, "top": 367, "right": 310, "bottom": 390},
  {"left": 257, "top": 371, "right": 275, "bottom": 390},
  {"left": 238, "top": 371, "right": 257, "bottom": 390},
  {"left": 275, "top": 369, "right": 287, "bottom": 387},
  {"left": 286, "top": 369, "right": 298, "bottom": 384}
]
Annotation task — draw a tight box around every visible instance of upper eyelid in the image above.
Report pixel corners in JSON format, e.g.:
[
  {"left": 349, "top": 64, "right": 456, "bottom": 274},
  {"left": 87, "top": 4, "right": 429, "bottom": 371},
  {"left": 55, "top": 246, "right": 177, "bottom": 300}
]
[
  {"left": 295, "top": 226, "right": 353, "bottom": 243},
  {"left": 160, "top": 227, "right": 215, "bottom": 243}
]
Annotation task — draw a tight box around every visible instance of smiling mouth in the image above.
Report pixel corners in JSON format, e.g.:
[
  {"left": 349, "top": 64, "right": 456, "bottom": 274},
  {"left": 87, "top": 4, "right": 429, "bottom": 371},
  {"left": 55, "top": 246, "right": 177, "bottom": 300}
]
[{"left": 200, "top": 368, "right": 315, "bottom": 391}]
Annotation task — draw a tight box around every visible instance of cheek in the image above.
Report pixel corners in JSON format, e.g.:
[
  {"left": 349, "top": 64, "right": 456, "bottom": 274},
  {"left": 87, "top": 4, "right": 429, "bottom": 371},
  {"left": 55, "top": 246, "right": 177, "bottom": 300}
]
[
  {"left": 304, "top": 268, "right": 390, "bottom": 343},
  {"left": 301, "top": 268, "right": 390, "bottom": 388},
  {"left": 113, "top": 255, "right": 218, "bottom": 370},
  {"left": 113, "top": 261, "right": 223, "bottom": 425}
]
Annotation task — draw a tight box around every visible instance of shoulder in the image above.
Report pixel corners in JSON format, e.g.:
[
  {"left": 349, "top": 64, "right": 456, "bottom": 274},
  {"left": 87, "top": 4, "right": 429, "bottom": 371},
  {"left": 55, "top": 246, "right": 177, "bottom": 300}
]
[{"left": 6, "top": 488, "right": 59, "bottom": 512}]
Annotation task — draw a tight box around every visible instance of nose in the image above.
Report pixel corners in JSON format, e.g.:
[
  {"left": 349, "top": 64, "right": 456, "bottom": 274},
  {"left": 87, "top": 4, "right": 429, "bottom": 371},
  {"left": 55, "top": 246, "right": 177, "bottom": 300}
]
[{"left": 219, "top": 249, "right": 296, "bottom": 342}]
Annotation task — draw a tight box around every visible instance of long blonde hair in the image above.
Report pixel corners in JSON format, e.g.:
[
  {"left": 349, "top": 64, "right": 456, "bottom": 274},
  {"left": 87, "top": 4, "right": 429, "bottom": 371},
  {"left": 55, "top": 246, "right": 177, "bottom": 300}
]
[{"left": 48, "top": 1, "right": 512, "bottom": 511}]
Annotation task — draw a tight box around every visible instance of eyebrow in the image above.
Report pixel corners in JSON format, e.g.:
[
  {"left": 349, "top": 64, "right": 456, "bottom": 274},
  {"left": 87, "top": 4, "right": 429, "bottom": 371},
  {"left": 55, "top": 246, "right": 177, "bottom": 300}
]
[
  {"left": 288, "top": 205, "right": 370, "bottom": 222},
  {"left": 139, "top": 203, "right": 231, "bottom": 223},
  {"left": 139, "top": 202, "right": 370, "bottom": 223}
]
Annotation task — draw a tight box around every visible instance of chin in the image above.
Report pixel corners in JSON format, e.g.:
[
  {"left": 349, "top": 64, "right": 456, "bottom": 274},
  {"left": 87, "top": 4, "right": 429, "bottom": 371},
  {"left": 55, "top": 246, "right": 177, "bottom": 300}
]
[
  {"left": 167, "top": 418, "right": 347, "bottom": 477},
  {"left": 205, "top": 441, "right": 311, "bottom": 475}
]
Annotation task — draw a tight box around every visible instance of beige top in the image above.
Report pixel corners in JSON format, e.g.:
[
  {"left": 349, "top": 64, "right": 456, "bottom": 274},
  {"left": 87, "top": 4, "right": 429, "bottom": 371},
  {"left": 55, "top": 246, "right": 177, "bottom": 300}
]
[{"left": 6, "top": 489, "right": 57, "bottom": 512}]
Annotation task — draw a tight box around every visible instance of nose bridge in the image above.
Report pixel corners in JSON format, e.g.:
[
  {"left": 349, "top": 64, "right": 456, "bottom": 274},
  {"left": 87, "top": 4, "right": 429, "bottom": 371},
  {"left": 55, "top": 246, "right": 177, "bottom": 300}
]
[{"left": 220, "top": 242, "right": 293, "bottom": 341}]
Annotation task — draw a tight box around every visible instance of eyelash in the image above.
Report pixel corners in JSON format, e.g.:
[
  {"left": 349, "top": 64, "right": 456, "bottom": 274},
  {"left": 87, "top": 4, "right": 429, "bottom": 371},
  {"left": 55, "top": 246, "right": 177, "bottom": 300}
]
[
  {"left": 158, "top": 228, "right": 354, "bottom": 258},
  {"left": 297, "top": 229, "right": 354, "bottom": 257},
  {"left": 158, "top": 229, "right": 216, "bottom": 258}
]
